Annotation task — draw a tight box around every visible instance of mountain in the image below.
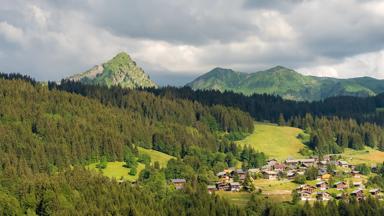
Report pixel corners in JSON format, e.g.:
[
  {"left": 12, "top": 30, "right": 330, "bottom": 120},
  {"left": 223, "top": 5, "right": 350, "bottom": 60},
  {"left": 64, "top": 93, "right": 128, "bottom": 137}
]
[
  {"left": 187, "top": 66, "right": 384, "bottom": 101},
  {"left": 67, "top": 52, "right": 157, "bottom": 88}
]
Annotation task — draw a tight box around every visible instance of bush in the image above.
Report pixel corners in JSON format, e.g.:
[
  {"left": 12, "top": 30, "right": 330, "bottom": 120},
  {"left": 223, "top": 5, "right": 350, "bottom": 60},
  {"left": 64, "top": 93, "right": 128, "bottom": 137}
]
[
  {"left": 293, "top": 175, "right": 306, "bottom": 184},
  {"left": 138, "top": 154, "right": 151, "bottom": 166},
  {"left": 129, "top": 167, "right": 137, "bottom": 176}
]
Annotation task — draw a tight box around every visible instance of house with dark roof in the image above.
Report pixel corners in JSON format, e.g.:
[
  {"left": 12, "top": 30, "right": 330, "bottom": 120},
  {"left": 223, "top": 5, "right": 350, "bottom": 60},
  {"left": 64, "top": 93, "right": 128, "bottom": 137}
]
[
  {"left": 171, "top": 179, "right": 186, "bottom": 190},
  {"left": 229, "top": 182, "right": 241, "bottom": 192},
  {"left": 334, "top": 181, "right": 348, "bottom": 190},
  {"left": 299, "top": 191, "right": 313, "bottom": 201},
  {"left": 351, "top": 189, "right": 364, "bottom": 200},
  {"left": 316, "top": 192, "right": 332, "bottom": 201},
  {"left": 262, "top": 170, "right": 278, "bottom": 180},
  {"left": 316, "top": 181, "right": 328, "bottom": 191},
  {"left": 369, "top": 188, "right": 380, "bottom": 196}
]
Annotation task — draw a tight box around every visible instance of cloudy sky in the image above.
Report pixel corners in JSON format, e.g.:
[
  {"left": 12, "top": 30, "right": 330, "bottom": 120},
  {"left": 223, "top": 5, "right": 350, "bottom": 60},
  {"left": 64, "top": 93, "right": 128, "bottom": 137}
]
[{"left": 1, "top": 0, "right": 384, "bottom": 85}]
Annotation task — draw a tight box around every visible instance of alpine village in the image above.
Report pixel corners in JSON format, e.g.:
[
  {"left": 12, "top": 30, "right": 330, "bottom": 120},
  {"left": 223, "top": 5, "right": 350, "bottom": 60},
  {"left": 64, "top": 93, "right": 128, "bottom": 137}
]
[{"left": 2, "top": 1, "right": 384, "bottom": 215}]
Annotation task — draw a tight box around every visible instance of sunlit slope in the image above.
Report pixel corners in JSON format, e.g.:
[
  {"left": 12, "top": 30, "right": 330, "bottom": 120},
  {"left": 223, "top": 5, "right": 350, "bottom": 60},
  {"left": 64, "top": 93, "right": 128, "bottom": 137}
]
[{"left": 236, "top": 123, "right": 308, "bottom": 160}]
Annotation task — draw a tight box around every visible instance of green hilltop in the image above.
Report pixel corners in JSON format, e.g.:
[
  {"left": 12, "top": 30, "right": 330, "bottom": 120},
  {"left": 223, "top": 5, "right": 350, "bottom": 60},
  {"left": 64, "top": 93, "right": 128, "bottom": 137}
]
[
  {"left": 68, "top": 52, "right": 157, "bottom": 89},
  {"left": 187, "top": 66, "right": 384, "bottom": 101}
]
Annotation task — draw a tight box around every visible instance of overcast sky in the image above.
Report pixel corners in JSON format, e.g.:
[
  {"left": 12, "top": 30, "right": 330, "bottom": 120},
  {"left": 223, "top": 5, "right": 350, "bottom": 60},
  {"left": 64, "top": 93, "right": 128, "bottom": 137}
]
[{"left": 1, "top": 0, "right": 384, "bottom": 85}]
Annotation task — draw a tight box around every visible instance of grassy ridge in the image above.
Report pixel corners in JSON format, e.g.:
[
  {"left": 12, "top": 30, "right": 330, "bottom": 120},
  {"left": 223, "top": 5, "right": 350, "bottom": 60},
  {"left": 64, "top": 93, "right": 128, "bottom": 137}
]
[
  {"left": 236, "top": 123, "right": 308, "bottom": 160},
  {"left": 187, "top": 66, "right": 383, "bottom": 101}
]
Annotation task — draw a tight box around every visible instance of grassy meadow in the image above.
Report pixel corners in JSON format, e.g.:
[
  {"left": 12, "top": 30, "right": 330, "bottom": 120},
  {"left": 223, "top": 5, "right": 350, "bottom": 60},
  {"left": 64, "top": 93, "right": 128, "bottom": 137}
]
[
  {"left": 216, "top": 191, "right": 252, "bottom": 207},
  {"left": 87, "top": 148, "right": 174, "bottom": 181},
  {"left": 87, "top": 161, "right": 145, "bottom": 181},
  {"left": 138, "top": 147, "right": 175, "bottom": 168},
  {"left": 339, "top": 147, "right": 384, "bottom": 165},
  {"left": 236, "top": 123, "right": 309, "bottom": 160}
]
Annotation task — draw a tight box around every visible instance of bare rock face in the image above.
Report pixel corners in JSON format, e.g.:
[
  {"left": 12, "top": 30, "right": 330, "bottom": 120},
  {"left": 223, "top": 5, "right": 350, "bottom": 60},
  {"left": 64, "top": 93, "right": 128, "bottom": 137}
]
[{"left": 67, "top": 52, "right": 157, "bottom": 89}]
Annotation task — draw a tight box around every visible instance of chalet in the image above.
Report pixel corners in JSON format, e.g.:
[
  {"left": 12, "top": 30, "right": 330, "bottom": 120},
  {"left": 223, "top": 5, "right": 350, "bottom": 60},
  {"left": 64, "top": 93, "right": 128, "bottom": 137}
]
[
  {"left": 337, "top": 161, "right": 349, "bottom": 168},
  {"left": 171, "top": 179, "right": 186, "bottom": 190},
  {"left": 207, "top": 185, "right": 217, "bottom": 194},
  {"left": 351, "top": 171, "right": 361, "bottom": 178},
  {"left": 285, "top": 159, "right": 300, "bottom": 167},
  {"left": 316, "top": 192, "right": 332, "bottom": 201},
  {"left": 318, "top": 168, "right": 327, "bottom": 176},
  {"left": 229, "top": 182, "right": 241, "bottom": 192},
  {"left": 299, "top": 191, "right": 312, "bottom": 201},
  {"left": 369, "top": 188, "right": 380, "bottom": 196},
  {"left": 287, "top": 171, "right": 296, "bottom": 179},
  {"left": 235, "top": 169, "right": 247, "bottom": 181},
  {"left": 321, "top": 173, "right": 331, "bottom": 180},
  {"left": 224, "top": 167, "right": 235, "bottom": 173},
  {"left": 216, "top": 182, "right": 230, "bottom": 191},
  {"left": 297, "top": 171, "right": 305, "bottom": 176},
  {"left": 353, "top": 182, "right": 364, "bottom": 189},
  {"left": 247, "top": 168, "right": 260, "bottom": 175},
  {"left": 371, "top": 165, "right": 378, "bottom": 173},
  {"left": 297, "top": 184, "right": 316, "bottom": 194},
  {"left": 216, "top": 171, "right": 227, "bottom": 178},
  {"left": 263, "top": 170, "right": 277, "bottom": 180},
  {"left": 334, "top": 181, "right": 348, "bottom": 190},
  {"left": 300, "top": 163, "right": 311, "bottom": 169},
  {"left": 217, "top": 171, "right": 230, "bottom": 182},
  {"left": 351, "top": 189, "right": 364, "bottom": 200},
  {"left": 273, "top": 163, "right": 286, "bottom": 172},
  {"left": 319, "top": 160, "right": 328, "bottom": 166},
  {"left": 301, "top": 159, "right": 316, "bottom": 166},
  {"left": 267, "top": 159, "right": 278, "bottom": 167},
  {"left": 336, "top": 193, "right": 343, "bottom": 200},
  {"left": 316, "top": 181, "right": 328, "bottom": 191}
]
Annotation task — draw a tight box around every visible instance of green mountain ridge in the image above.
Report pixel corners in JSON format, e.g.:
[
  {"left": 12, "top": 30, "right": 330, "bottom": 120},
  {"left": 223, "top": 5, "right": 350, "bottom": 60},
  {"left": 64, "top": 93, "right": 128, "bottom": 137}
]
[
  {"left": 67, "top": 52, "right": 157, "bottom": 88},
  {"left": 187, "top": 66, "right": 384, "bottom": 101}
]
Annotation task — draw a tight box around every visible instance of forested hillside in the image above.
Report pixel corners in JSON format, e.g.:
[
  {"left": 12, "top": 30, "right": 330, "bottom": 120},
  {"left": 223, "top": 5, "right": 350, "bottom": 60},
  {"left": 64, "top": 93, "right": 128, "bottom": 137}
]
[
  {"left": 146, "top": 87, "right": 384, "bottom": 155},
  {"left": 0, "top": 75, "right": 259, "bottom": 215},
  {"left": 2, "top": 74, "right": 384, "bottom": 215}
]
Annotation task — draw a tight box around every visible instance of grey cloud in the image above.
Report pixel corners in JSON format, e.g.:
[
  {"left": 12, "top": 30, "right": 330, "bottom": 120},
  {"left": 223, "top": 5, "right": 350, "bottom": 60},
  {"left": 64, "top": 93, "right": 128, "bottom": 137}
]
[
  {"left": 287, "top": 1, "right": 384, "bottom": 59},
  {"left": 1, "top": 0, "right": 384, "bottom": 85},
  {"left": 243, "top": 0, "right": 306, "bottom": 11},
  {"left": 73, "top": 0, "right": 257, "bottom": 45}
]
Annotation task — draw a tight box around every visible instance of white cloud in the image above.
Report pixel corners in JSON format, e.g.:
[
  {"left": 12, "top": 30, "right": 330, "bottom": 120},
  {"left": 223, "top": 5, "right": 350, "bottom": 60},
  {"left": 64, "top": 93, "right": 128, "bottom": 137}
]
[
  {"left": 0, "top": 21, "right": 24, "bottom": 44},
  {"left": 298, "top": 50, "right": 384, "bottom": 78}
]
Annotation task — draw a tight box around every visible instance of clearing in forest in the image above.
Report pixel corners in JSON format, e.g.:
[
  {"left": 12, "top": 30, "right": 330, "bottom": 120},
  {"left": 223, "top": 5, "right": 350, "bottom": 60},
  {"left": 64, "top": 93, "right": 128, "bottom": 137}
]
[{"left": 236, "top": 123, "right": 309, "bottom": 160}]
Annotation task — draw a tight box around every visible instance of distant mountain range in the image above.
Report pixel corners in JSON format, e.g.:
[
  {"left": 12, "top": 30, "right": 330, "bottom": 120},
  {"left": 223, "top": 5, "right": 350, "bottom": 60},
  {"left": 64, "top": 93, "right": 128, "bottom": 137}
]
[
  {"left": 186, "top": 66, "right": 384, "bottom": 101},
  {"left": 67, "top": 52, "right": 157, "bottom": 89}
]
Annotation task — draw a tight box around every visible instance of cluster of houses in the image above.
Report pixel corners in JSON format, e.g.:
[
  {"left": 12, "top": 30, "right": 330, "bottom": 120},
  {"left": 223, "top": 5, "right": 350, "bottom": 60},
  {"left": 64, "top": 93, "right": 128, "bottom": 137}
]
[
  {"left": 170, "top": 156, "right": 382, "bottom": 202},
  {"left": 296, "top": 182, "right": 381, "bottom": 201},
  {"left": 258, "top": 157, "right": 369, "bottom": 181},
  {"left": 202, "top": 156, "right": 382, "bottom": 201},
  {"left": 207, "top": 168, "right": 247, "bottom": 193}
]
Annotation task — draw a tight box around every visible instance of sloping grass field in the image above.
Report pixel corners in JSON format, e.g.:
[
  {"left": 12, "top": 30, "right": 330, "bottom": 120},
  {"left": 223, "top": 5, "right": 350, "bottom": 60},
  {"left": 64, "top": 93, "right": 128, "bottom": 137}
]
[
  {"left": 87, "top": 148, "right": 175, "bottom": 181},
  {"left": 87, "top": 161, "right": 145, "bottom": 181},
  {"left": 340, "top": 147, "right": 384, "bottom": 165},
  {"left": 138, "top": 147, "right": 175, "bottom": 168},
  {"left": 216, "top": 191, "right": 252, "bottom": 207},
  {"left": 236, "top": 123, "right": 308, "bottom": 160}
]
